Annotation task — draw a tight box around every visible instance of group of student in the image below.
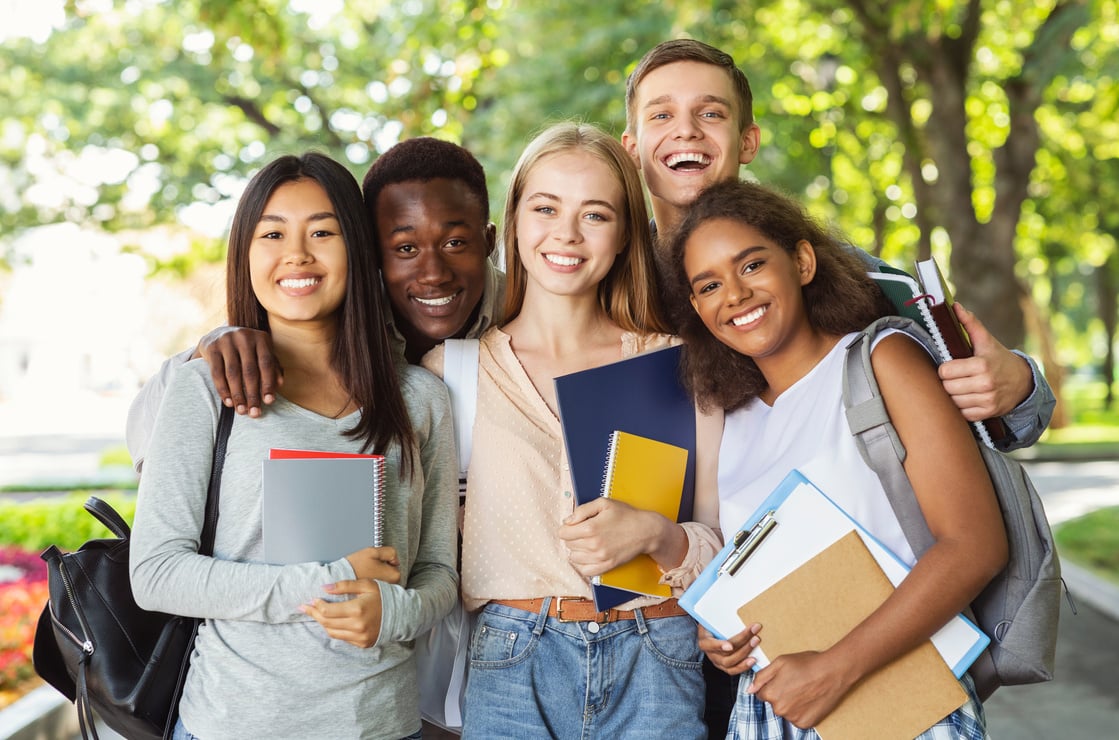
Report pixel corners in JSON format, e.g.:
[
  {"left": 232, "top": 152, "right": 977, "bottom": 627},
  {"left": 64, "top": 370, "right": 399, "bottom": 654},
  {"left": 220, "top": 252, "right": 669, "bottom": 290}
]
[{"left": 126, "top": 39, "right": 1055, "bottom": 740}]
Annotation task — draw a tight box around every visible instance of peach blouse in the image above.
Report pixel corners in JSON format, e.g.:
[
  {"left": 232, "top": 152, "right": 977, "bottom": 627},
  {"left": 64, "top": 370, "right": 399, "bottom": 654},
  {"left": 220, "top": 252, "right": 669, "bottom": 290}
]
[{"left": 424, "top": 327, "right": 721, "bottom": 612}]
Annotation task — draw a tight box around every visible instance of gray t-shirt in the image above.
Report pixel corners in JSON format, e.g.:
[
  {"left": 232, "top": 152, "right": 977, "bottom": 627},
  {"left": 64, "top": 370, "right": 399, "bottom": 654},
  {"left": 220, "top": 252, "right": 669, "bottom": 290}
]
[{"left": 129, "top": 359, "right": 458, "bottom": 739}]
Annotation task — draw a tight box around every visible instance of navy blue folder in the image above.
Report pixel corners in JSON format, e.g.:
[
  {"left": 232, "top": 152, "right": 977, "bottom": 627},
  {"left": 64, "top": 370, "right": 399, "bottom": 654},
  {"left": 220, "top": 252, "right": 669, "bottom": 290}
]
[{"left": 554, "top": 344, "right": 697, "bottom": 611}]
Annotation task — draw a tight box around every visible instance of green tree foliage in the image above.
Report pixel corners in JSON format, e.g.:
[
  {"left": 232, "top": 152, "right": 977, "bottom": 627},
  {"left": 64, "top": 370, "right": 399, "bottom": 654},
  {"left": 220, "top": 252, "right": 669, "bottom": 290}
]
[
  {"left": 1, "top": 0, "right": 1116, "bottom": 397},
  {"left": 0, "top": 0, "right": 507, "bottom": 237}
]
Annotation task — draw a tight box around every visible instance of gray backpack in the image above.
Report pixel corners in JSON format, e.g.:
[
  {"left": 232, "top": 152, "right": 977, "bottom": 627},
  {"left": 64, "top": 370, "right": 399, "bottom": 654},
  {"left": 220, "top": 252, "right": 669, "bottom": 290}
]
[{"left": 842, "top": 315, "right": 1066, "bottom": 700}]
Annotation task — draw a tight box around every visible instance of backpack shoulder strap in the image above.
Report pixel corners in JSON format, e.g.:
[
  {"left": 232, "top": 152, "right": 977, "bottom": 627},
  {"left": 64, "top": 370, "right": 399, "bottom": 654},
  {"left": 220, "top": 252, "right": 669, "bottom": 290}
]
[
  {"left": 842, "top": 315, "right": 939, "bottom": 557},
  {"left": 441, "top": 338, "right": 480, "bottom": 478}
]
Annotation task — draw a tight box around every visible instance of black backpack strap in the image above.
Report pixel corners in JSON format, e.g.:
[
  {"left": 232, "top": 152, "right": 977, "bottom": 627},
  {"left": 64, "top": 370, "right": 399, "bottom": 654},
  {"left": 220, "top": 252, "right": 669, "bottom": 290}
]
[
  {"left": 200, "top": 405, "right": 234, "bottom": 557},
  {"left": 159, "top": 405, "right": 234, "bottom": 740}
]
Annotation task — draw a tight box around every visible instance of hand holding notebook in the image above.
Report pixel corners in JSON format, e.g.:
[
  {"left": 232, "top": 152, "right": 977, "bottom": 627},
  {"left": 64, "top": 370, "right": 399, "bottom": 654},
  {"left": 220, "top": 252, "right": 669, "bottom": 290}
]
[
  {"left": 590, "top": 431, "right": 688, "bottom": 599},
  {"left": 554, "top": 344, "right": 699, "bottom": 610},
  {"left": 869, "top": 259, "right": 1009, "bottom": 447},
  {"left": 680, "top": 470, "right": 988, "bottom": 675},
  {"left": 739, "top": 531, "right": 966, "bottom": 740},
  {"left": 913, "top": 257, "right": 1010, "bottom": 444}
]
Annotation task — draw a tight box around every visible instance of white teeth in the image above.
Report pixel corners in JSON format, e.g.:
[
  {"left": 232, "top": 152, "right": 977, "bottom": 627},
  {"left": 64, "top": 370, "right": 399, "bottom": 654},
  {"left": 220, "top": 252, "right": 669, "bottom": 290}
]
[
  {"left": 279, "top": 277, "right": 320, "bottom": 289},
  {"left": 415, "top": 294, "right": 457, "bottom": 307},
  {"left": 545, "top": 253, "right": 582, "bottom": 266},
  {"left": 732, "top": 306, "right": 767, "bottom": 326},
  {"left": 666, "top": 152, "right": 711, "bottom": 168}
]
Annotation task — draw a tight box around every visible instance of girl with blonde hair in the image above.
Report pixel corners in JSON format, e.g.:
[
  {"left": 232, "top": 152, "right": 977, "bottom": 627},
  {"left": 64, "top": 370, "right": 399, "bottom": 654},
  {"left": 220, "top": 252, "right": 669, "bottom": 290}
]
[{"left": 423, "top": 122, "right": 721, "bottom": 738}]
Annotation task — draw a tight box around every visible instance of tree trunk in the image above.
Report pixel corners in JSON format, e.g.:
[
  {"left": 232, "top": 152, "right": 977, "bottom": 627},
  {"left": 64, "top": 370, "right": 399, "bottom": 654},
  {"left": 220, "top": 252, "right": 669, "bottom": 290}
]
[
  {"left": 1020, "top": 284, "right": 1067, "bottom": 429},
  {"left": 1099, "top": 255, "right": 1118, "bottom": 409},
  {"left": 845, "top": 0, "right": 1089, "bottom": 351}
]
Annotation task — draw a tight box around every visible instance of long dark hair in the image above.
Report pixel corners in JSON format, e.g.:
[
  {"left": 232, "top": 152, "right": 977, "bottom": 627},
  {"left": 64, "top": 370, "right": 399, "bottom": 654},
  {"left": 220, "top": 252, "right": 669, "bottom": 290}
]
[
  {"left": 226, "top": 152, "right": 415, "bottom": 467},
  {"left": 668, "top": 179, "right": 894, "bottom": 411}
]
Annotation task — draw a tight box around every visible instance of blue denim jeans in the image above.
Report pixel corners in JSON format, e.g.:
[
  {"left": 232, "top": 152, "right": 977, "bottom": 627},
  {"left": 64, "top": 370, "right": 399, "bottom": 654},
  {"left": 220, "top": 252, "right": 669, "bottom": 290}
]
[
  {"left": 172, "top": 718, "right": 199, "bottom": 740},
  {"left": 462, "top": 598, "right": 705, "bottom": 739}
]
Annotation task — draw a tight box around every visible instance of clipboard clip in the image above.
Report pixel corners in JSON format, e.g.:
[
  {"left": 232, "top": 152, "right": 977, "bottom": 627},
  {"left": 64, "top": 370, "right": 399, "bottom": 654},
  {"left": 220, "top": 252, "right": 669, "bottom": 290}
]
[{"left": 717, "top": 510, "right": 778, "bottom": 577}]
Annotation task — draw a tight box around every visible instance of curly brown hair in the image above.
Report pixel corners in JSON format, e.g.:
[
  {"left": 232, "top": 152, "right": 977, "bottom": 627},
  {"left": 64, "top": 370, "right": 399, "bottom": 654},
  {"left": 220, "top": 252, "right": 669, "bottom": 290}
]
[{"left": 667, "top": 179, "right": 894, "bottom": 411}]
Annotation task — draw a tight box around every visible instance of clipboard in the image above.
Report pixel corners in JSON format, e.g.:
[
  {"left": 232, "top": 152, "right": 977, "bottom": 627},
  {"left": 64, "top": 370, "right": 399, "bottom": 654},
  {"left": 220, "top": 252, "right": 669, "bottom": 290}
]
[
  {"left": 679, "top": 469, "right": 988, "bottom": 677},
  {"left": 738, "top": 531, "right": 967, "bottom": 740}
]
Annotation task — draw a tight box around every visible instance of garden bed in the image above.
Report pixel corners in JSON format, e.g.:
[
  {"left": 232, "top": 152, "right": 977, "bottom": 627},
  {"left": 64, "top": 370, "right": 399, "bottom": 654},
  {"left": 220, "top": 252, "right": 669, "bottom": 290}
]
[{"left": 0, "top": 545, "right": 49, "bottom": 711}]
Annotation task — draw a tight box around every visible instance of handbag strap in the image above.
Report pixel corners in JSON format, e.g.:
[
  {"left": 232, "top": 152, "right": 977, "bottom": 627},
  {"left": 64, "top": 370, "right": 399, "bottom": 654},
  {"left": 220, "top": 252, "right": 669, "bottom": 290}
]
[
  {"left": 154, "top": 406, "right": 233, "bottom": 740},
  {"left": 200, "top": 405, "right": 234, "bottom": 556},
  {"left": 83, "top": 497, "right": 132, "bottom": 539}
]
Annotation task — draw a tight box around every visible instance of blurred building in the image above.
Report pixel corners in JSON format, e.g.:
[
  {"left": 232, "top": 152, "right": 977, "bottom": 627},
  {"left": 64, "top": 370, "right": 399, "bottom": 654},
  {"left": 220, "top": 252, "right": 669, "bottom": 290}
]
[{"left": 0, "top": 222, "right": 224, "bottom": 403}]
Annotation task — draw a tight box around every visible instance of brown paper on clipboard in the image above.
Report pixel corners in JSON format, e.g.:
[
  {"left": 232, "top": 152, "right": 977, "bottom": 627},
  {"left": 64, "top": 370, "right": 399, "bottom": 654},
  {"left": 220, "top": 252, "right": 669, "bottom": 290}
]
[{"left": 738, "top": 530, "right": 966, "bottom": 740}]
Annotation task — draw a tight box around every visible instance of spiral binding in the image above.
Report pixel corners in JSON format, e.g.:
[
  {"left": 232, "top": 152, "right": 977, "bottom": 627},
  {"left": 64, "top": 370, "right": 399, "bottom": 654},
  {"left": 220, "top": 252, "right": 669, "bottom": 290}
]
[
  {"left": 600, "top": 431, "right": 622, "bottom": 498},
  {"left": 911, "top": 297, "right": 996, "bottom": 449},
  {"left": 372, "top": 456, "right": 386, "bottom": 547}
]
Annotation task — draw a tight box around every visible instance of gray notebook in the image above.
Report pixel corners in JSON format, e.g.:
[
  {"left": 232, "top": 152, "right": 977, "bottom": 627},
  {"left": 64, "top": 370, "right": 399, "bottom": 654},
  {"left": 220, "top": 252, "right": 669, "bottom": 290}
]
[{"left": 261, "top": 457, "right": 385, "bottom": 564}]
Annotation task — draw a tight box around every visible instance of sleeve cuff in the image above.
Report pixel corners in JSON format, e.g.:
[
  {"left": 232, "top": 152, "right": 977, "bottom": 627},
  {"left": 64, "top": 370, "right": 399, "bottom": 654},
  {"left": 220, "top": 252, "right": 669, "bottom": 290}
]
[
  {"left": 998, "top": 351, "right": 1056, "bottom": 450},
  {"left": 661, "top": 521, "right": 723, "bottom": 593}
]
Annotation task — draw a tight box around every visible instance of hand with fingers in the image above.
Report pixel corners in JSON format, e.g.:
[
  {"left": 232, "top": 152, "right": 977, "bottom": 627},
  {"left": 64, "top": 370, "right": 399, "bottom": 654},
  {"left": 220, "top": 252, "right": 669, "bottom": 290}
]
[
  {"left": 301, "top": 579, "right": 387, "bottom": 648},
  {"left": 345, "top": 546, "right": 401, "bottom": 583},
  {"left": 746, "top": 649, "right": 855, "bottom": 731},
  {"left": 558, "top": 498, "right": 684, "bottom": 578},
  {"left": 699, "top": 623, "right": 762, "bottom": 676},
  {"left": 196, "top": 326, "right": 283, "bottom": 417},
  {"left": 298, "top": 547, "right": 401, "bottom": 649},
  {"left": 937, "top": 302, "right": 1034, "bottom": 421}
]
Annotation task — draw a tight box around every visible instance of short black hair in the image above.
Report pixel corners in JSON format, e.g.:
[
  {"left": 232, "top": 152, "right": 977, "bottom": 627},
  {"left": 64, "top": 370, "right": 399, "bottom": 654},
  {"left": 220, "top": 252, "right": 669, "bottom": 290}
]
[{"left": 361, "top": 137, "right": 489, "bottom": 221}]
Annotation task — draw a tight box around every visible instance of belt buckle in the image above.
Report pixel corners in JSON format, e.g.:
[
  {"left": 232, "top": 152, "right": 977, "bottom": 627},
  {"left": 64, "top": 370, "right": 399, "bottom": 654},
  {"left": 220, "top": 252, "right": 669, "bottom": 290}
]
[
  {"left": 555, "top": 596, "right": 580, "bottom": 622},
  {"left": 555, "top": 597, "right": 611, "bottom": 624}
]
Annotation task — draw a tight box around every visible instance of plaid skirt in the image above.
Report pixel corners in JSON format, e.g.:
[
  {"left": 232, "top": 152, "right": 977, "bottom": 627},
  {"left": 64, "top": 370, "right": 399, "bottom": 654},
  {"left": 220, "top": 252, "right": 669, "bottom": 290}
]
[{"left": 727, "top": 671, "right": 988, "bottom": 740}]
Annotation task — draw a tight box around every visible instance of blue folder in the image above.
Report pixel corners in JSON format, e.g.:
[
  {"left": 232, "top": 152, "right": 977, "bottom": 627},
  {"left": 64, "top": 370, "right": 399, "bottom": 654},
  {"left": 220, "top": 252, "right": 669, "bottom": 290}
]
[{"left": 554, "top": 344, "right": 696, "bottom": 611}]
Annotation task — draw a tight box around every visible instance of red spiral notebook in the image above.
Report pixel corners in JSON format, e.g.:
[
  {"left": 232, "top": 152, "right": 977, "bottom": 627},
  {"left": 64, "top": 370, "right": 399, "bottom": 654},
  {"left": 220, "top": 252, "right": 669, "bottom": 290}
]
[{"left": 870, "top": 259, "right": 1009, "bottom": 447}]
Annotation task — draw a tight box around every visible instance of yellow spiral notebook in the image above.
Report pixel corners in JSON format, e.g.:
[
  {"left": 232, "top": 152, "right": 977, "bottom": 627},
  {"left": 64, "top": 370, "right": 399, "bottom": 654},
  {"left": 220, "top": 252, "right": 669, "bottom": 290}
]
[{"left": 593, "top": 431, "right": 689, "bottom": 598}]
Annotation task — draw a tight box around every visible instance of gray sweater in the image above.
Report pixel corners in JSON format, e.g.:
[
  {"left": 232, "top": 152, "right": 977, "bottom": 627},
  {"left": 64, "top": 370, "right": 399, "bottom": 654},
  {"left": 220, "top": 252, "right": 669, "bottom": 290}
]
[{"left": 130, "top": 359, "right": 458, "bottom": 740}]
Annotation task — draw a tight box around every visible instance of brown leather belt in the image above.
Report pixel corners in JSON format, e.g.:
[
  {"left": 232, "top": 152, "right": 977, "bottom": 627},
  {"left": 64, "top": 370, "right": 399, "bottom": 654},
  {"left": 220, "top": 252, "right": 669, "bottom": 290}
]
[{"left": 490, "top": 596, "right": 688, "bottom": 623}]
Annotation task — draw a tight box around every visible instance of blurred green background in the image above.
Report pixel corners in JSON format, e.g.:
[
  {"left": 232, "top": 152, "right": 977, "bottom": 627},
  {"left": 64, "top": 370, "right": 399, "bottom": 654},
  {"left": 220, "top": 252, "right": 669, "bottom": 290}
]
[{"left": 0, "top": 0, "right": 1116, "bottom": 435}]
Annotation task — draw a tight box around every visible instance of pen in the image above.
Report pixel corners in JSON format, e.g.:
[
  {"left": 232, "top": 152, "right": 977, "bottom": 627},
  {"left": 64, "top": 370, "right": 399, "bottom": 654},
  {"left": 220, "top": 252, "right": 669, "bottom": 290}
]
[{"left": 717, "top": 511, "right": 778, "bottom": 577}]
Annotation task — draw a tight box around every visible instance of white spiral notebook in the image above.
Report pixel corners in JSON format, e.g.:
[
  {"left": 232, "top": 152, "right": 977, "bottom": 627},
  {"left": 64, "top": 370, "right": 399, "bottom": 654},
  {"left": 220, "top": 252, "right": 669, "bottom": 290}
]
[{"left": 261, "top": 451, "right": 385, "bottom": 564}]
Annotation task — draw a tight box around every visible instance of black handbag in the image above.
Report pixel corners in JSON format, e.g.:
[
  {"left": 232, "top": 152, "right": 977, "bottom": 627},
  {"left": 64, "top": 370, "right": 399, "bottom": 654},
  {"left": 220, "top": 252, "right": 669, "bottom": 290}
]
[{"left": 33, "top": 407, "right": 233, "bottom": 740}]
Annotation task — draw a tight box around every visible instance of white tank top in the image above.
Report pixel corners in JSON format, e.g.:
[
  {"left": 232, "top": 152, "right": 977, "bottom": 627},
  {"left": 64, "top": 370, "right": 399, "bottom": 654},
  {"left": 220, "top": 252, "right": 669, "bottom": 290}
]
[{"left": 717, "top": 331, "right": 917, "bottom": 566}]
